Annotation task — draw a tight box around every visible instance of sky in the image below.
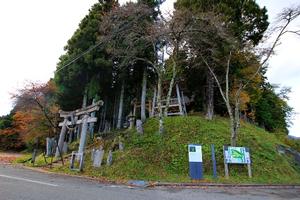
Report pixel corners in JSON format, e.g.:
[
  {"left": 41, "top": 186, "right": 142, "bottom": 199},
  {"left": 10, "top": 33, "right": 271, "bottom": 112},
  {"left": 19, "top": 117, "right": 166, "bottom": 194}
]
[{"left": 0, "top": 0, "right": 299, "bottom": 136}]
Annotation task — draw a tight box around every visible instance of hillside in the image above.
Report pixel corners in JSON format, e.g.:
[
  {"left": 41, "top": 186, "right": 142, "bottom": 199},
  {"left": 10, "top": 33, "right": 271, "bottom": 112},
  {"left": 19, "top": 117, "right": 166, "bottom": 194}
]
[{"left": 49, "top": 116, "right": 300, "bottom": 184}]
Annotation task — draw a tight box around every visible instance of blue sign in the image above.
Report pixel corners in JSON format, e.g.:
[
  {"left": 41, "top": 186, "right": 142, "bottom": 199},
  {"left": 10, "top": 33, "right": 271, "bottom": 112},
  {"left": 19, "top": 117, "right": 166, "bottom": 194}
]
[{"left": 188, "top": 144, "right": 203, "bottom": 179}]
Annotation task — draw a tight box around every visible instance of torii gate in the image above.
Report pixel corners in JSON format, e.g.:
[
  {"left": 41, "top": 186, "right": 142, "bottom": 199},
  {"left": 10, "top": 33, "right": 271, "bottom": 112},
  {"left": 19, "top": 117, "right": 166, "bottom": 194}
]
[{"left": 56, "top": 100, "right": 103, "bottom": 158}]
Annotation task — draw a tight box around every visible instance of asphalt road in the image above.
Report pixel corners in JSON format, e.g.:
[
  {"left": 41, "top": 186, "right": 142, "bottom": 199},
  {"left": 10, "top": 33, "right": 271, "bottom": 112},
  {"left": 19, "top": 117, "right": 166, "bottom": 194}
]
[{"left": 0, "top": 165, "right": 299, "bottom": 200}]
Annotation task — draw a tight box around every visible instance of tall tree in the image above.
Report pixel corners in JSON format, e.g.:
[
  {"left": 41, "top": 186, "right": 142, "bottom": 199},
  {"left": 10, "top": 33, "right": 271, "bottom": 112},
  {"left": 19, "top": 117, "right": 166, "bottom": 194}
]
[
  {"left": 255, "top": 84, "right": 293, "bottom": 133},
  {"left": 100, "top": 2, "right": 167, "bottom": 133},
  {"left": 175, "top": 0, "right": 269, "bottom": 45},
  {"left": 175, "top": 0, "right": 269, "bottom": 120},
  {"left": 55, "top": 0, "right": 117, "bottom": 111},
  {"left": 184, "top": 6, "right": 300, "bottom": 146}
]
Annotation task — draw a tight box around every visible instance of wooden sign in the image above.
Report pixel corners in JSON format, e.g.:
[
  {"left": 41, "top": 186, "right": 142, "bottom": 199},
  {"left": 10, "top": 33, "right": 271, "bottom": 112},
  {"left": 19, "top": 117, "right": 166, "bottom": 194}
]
[
  {"left": 224, "top": 146, "right": 251, "bottom": 164},
  {"left": 223, "top": 146, "right": 252, "bottom": 178}
]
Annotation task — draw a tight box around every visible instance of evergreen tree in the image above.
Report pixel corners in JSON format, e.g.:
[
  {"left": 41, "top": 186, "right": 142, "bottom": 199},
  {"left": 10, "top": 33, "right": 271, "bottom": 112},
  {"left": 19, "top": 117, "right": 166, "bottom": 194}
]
[
  {"left": 175, "top": 0, "right": 269, "bottom": 45},
  {"left": 255, "top": 84, "right": 293, "bottom": 133},
  {"left": 55, "top": 0, "right": 117, "bottom": 110}
]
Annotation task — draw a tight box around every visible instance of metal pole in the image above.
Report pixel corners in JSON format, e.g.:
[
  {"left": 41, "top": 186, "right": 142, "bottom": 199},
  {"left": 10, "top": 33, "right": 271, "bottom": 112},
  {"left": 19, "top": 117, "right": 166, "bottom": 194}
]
[
  {"left": 223, "top": 146, "right": 229, "bottom": 179},
  {"left": 211, "top": 144, "right": 217, "bottom": 179}
]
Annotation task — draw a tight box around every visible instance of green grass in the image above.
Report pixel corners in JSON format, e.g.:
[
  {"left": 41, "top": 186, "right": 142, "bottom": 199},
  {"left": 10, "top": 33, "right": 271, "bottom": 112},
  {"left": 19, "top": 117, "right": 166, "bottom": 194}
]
[
  {"left": 14, "top": 153, "right": 62, "bottom": 167},
  {"left": 22, "top": 116, "right": 300, "bottom": 184}
]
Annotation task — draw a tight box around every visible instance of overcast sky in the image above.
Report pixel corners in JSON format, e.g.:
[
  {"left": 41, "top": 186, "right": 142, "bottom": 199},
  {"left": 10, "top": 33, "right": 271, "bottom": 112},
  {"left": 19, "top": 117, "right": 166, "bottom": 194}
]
[{"left": 0, "top": 0, "right": 299, "bottom": 136}]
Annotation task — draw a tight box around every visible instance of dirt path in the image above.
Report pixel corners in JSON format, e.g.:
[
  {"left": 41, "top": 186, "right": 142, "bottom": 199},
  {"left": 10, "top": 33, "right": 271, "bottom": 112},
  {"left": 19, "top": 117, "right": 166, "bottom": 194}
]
[{"left": 0, "top": 152, "right": 23, "bottom": 164}]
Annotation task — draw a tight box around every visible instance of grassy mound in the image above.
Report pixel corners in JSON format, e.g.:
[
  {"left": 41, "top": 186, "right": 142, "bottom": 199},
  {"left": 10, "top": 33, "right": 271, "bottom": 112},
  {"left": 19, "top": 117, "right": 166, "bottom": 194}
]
[{"left": 35, "top": 116, "right": 300, "bottom": 184}]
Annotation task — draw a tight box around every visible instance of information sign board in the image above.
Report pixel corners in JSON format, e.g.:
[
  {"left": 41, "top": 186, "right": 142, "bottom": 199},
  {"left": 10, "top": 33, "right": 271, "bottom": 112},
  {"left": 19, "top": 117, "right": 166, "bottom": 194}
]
[{"left": 224, "top": 146, "right": 251, "bottom": 164}]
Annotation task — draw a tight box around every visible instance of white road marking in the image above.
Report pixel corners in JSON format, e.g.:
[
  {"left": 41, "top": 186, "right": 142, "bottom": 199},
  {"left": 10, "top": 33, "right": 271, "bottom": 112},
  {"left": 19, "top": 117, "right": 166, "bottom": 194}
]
[{"left": 0, "top": 174, "right": 58, "bottom": 187}]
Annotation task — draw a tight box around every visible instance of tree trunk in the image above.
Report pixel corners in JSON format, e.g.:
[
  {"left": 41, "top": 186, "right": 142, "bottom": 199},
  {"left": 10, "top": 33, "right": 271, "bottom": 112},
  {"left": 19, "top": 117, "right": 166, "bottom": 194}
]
[
  {"left": 225, "top": 99, "right": 240, "bottom": 147},
  {"left": 206, "top": 71, "right": 214, "bottom": 120},
  {"left": 226, "top": 103, "right": 236, "bottom": 147},
  {"left": 164, "top": 61, "right": 177, "bottom": 116},
  {"left": 229, "top": 114, "right": 237, "bottom": 147},
  {"left": 117, "top": 81, "right": 125, "bottom": 129},
  {"left": 82, "top": 88, "right": 88, "bottom": 108},
  {"left": 98, "top": 97, "right": 107, "bottom": 133},
  {"left": 151, "top": 87, "right": 157, "bottom": 117},
  {"left": 157, "top": 75, "right": 164, "bottom": 134},
  {"left": 112, "top": 95, "right": 118, "bottom": 129},
  {"left": 176, "top": 84, "right": 184, "bottom": 115},
  {"left": 231, "top": 94, "right": 241, "bottom": 147},
  {"left": 141, "top": 69, "right": 147, "bottom": 122}
]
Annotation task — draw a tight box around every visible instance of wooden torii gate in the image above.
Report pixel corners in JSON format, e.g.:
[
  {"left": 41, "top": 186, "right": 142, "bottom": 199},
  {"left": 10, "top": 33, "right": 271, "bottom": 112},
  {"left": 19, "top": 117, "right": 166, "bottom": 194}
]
[{"left": 56, "top": 100, "right": 103, "bottom": 158}]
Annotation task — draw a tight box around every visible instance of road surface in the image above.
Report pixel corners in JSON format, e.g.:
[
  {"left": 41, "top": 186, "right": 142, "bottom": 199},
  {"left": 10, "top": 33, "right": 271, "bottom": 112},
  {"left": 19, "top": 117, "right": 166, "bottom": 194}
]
[{"left": 0, "top": 165, "right": 299, "bottom": 200}]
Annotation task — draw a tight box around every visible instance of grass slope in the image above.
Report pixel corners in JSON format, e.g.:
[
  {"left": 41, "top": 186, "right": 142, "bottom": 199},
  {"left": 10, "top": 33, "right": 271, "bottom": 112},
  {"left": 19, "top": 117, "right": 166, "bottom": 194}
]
[{"left": 25, "top": 116, "right": 300, "bottom": 184}]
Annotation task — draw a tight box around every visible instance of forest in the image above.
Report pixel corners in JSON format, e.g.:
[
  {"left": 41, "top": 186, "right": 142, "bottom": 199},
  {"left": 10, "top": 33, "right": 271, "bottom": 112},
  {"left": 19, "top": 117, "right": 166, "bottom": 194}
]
[{"left": 0, "top": 0, "right": 299, "bottom": 151}]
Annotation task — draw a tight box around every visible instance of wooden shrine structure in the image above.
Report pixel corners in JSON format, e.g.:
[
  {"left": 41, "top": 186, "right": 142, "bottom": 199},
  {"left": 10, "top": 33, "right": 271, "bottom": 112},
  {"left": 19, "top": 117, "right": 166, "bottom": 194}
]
[
  {"left": 152, "top": 83, "right": 187, "bottom": 117},
  {"left": 127, "top": 83, "right": 187, "bottom": 130}
]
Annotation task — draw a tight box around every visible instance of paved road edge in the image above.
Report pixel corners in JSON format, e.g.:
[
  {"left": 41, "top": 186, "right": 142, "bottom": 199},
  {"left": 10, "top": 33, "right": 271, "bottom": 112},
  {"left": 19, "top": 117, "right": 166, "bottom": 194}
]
[{"left": 5, "top": 164, "right": 300, "bottom": 189}]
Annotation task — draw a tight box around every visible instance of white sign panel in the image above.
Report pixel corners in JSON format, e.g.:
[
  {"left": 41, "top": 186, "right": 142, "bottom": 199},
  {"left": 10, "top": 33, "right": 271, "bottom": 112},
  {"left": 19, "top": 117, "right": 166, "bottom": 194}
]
[{"left": 188, "top": 144, "right": 202, "bottom": 162}]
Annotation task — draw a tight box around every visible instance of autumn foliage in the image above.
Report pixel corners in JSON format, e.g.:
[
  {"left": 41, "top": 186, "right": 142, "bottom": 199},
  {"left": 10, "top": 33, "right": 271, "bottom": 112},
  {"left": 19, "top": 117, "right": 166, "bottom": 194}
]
[
  {"left": 0, "top": 80, "right": 59, "bottom": 150},
  {"left": 0, "top": 112, "right": 30, "bottom": 150}
]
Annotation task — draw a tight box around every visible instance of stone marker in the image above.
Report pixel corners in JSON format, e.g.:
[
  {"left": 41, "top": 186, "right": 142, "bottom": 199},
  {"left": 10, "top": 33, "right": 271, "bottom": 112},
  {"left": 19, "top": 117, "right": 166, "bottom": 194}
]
[
  {"left": 119, "top": 136, "right": 124, "bottom": 151},
  {"left": 128, "top": 112, "right": 135, "bottom": 129},
  {"left": 70, "top": 151, "right": 84, "bottom": 171},
  {"left": 46, "top": 137, "right": 55, "bottom": 156},
  {"left": 136, "top": 119, "right": 143, "bottom": 134},
  {"left": 119, "top": 141, "right": 124, "bottom": 151},
  {"left": 93, "top": 149, "right": 105, "bottom": 167},
  {"left": 107, "top": 150, "right": 113, "bottom": 166},
  {"left": 51, "top": 138, "right": 56, "bottom": 155}
]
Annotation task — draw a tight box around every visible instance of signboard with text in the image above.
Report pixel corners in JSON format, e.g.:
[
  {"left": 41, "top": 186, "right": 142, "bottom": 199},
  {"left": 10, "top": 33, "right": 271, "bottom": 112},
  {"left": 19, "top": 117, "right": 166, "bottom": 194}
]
[
  {"left": 188, "top": 144, "right": 203, "bottom": 162},
  {"left": 188, "top": 144, "right": 203, "bottom": 179},
  {"left": 224, "top": 146, "right": 251, "bottom": 164}
]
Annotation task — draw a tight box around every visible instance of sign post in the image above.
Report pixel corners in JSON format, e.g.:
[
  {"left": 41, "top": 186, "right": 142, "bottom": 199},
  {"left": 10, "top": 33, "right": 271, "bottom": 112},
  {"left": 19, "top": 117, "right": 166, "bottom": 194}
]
[
  {"left": 188, "top": 144, "right": 203, "bottom": 180},
  {"left": 223, "top": 146, "right": 252, "bottom": 178},
  {"left": 211, "top": 144, "right": 217, "bottom": 179}
]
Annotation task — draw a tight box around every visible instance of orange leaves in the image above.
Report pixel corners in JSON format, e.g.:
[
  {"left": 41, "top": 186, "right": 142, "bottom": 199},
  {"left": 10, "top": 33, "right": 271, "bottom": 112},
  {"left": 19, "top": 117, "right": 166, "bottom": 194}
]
[
  {"left": 0, "top": 128, "right": 16, "bottom": 136},
  {"left": 3, "top": 80, "right": 59, "bottom": 150},
  {"left": 0, "top": 120, "right": 25, "bottom": 150},
  {"left": 0, "top": 111, "right": 32, "bottom": 139},
  {"left": 12, "top": 111, "right": 32, "bottom": 133}
]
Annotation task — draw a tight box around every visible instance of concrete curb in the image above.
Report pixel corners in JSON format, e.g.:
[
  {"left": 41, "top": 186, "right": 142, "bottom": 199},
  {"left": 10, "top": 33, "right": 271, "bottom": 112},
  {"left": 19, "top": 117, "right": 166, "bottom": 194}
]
[
  {"left": 152, "top": 182, "right": 300, "bottom": 189},
  {"left": 10, "top": 164, "right": 300, "bottom": 189}
]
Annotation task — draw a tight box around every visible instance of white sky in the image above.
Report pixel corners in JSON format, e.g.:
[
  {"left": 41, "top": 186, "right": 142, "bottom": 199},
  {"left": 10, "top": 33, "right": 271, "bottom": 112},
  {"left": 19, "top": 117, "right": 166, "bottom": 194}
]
[{"left": 0, "top": 0, "right": 299, "bottom": 136}]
